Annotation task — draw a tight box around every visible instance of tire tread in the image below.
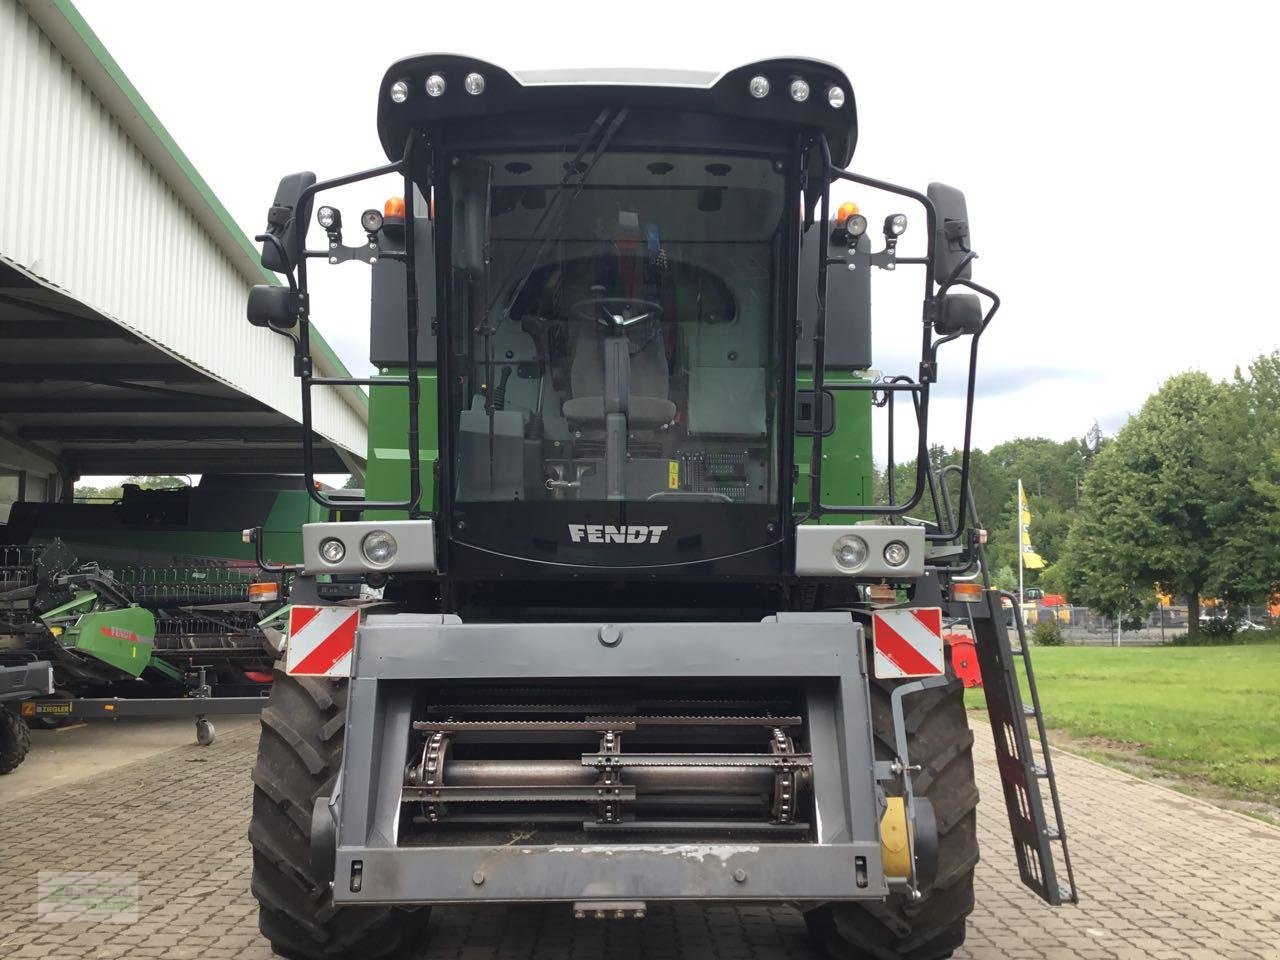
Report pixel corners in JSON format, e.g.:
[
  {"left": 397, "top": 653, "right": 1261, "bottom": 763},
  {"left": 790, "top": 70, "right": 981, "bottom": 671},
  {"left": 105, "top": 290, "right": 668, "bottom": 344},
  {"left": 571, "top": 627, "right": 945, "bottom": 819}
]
[{"left": 248, "top": 669, "right": 429, "bottom": 959}]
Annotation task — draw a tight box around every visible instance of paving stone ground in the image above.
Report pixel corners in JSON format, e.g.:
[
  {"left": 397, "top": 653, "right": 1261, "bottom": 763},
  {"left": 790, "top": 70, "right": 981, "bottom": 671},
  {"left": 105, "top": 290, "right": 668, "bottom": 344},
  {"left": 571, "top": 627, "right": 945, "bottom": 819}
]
[{"left": 1, "top": 720, "right": 1278, "bottom": 960}]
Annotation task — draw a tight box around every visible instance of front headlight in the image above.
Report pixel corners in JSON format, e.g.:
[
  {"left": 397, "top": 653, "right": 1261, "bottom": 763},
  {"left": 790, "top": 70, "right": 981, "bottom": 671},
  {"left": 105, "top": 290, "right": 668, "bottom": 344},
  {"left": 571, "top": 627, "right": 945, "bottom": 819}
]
[
  {"left": 319, "top": 537, "right": 346, "bottom": 564},
  {"left": 883, "top": 540, "right": 910, "bottom": 567},
  {"left": 832, "top": 534, "right": 869, "bottom": 571},
  {"left": 361, "top": 530, "right": 398, "bottom": 566}
]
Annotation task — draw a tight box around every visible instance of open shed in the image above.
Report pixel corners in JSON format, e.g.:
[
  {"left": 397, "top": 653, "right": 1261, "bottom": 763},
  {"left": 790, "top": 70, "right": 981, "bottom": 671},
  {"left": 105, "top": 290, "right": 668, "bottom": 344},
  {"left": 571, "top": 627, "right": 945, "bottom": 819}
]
[{"left": 0, "top": 0, "right": 367, "bottom": 511}]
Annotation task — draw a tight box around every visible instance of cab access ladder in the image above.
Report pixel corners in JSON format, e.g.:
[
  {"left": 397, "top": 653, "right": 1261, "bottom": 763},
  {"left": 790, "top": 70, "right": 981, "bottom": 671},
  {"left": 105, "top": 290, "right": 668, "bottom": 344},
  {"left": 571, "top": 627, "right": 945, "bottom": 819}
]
[
  {"left": 931, "top": 465, "right": 1077, "bottom": 905},
  {"left": 967, "top": 589, "right": 1078, "bottom": 905}
]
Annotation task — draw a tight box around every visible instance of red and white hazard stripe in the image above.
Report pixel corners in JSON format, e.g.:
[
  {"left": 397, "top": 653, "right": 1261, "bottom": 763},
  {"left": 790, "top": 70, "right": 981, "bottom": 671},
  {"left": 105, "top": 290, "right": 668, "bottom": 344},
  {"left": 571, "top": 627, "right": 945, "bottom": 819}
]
[
  {"left": 871, "top": 607, "right": 945, "bottom": 679},
  {"left": 285, "top": 606, "right": 359, "bottom": 678}
]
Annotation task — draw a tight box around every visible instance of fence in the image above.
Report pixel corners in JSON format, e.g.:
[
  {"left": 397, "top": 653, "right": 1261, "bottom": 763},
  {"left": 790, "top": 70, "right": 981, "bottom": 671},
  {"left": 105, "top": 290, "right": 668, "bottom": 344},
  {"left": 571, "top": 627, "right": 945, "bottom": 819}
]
[{"left": 1018, "top": 604, "right": 1277, "bottom": 646}]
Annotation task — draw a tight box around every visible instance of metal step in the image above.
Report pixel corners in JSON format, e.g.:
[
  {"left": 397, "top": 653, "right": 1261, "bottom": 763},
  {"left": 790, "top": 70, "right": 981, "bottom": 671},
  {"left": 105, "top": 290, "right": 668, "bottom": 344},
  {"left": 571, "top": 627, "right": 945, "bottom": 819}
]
[{"left": 966, "top": 588, "right": 1078, "bottom": 906}]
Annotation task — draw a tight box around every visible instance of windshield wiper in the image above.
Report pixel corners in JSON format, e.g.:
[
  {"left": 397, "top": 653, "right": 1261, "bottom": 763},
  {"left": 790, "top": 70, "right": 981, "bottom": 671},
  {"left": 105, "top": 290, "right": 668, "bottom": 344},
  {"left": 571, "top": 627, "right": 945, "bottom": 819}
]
[
  {"left": 483, "top": 107, "right": 629, "bottom": 331},
  {"left": 478, "top": 107, "right": 628, "bottom": 492}
]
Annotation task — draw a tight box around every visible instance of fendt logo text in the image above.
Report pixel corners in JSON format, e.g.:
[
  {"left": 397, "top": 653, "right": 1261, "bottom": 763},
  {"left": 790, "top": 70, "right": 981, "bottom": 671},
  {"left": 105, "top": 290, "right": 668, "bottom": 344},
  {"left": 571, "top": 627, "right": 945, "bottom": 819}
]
[{"left": 568, "top": 524, "right": 669, "bottom": 545}]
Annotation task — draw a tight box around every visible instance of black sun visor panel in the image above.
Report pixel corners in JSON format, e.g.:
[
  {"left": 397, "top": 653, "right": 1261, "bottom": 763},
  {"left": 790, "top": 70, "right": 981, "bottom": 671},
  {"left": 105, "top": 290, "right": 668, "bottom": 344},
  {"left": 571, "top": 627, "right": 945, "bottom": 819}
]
[{"left": 376, "top": 55, "right": 857, "bottom": 168}]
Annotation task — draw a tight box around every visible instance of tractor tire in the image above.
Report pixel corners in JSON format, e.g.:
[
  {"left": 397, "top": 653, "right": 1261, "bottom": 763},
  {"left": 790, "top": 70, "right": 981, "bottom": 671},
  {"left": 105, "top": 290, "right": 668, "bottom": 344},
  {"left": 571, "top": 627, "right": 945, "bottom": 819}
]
[
  {"left": 0, "top": 705, "right": 32, "bottom": 774},
  {"left": 249, "top": 669, "right": 431, "bottom": 960},
  {"left": 805, "top": 670, "right": 979, "bottom": 960}
]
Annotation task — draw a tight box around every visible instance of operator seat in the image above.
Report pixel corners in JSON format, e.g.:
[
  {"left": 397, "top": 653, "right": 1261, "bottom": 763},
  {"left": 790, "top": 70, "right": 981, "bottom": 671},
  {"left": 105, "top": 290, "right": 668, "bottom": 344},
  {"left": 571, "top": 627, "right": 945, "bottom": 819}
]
[{"left": 561, "top": 327, "right": 677, "bottom": 426}]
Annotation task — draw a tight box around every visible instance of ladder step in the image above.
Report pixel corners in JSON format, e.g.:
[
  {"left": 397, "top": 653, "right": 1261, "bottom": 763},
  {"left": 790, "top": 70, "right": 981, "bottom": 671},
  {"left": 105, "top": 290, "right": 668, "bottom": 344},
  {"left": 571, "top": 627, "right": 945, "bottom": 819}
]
[
  {"left": 1021, "top": 704, "right": 1037, "bottom": 717},
  {"left": 1033, "top": 763, "right": 1048, "bottom": 777},
  {"left": 1044, "top": 826, "right": 1061, "bottom": 840}
]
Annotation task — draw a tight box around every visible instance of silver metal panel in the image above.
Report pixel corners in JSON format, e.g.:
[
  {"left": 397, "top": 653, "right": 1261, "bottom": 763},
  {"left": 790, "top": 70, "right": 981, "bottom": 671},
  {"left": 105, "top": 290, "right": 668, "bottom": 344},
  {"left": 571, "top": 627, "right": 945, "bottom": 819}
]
[
  {"left": 795, "top": 524, "right": 926, "bottom": 577},
  {"left": 302, "top": 520, "right": 436, "bottom": 574},
  {"left": 512, "top": 67, "right": 718, "bottom": 89},
  {"left": 1, "top": 0, "right": 365, "bottom": 458},
  {"left": 334, "top": 614, "right": 890, "bottom": 901},
  {"left": 355, "top": 613, "right": 857, "bottom": 680},
  {"left": 334, "top": 842, "right": 884, "bottom": 904}
]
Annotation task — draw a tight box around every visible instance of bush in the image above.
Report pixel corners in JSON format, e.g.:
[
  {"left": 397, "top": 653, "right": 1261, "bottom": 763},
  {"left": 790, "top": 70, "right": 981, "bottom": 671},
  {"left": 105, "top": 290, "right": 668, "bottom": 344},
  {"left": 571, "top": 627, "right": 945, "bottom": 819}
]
[
  {"left": 1170, "top": 623, "right": 1280, "bottom": 646},
  {"left": 1031, "top": 619, "right": 1065, "bottom": 646},
  {"left": 1199, "top": 616, "right": 1240, "bottom": 640}
]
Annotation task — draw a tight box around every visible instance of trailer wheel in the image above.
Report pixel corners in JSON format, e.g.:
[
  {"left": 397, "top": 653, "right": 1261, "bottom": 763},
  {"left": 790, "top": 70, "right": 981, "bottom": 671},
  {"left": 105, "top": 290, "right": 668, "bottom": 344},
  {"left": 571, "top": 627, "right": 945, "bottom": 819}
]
[
  {"left": 195, "top": 718, "right": 215, "bottom": 746},
  {"left": 29, "top": 690, "right": 74, "bottom": 729},
  {"left": 805, "top": 670, "right": 979, "bottom": 960},
  {"left": 0, "top": 705, "right": 32, "bottom": 775},
  {"left": 249, "top": 669, "right": 430, "bottom": 959}
]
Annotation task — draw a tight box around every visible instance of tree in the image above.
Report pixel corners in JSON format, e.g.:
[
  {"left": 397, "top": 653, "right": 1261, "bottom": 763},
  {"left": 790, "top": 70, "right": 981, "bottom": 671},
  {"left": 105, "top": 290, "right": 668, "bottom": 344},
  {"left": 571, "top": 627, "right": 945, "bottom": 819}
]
[
  {"left": 1201, "top": 353, "right": 1280, "bottom": 605},
  {"left": 74, "top": 475, "right": 187, "bottom": 502},
  {"left": 990, "top": 564, "right": 1018, "bottom": 593},
  {"left": 879, "top": 436, "right": 1090, "bottom": 585},
  {"left": 1058, "top": 372, "right": 1230, "bottom": 632}
]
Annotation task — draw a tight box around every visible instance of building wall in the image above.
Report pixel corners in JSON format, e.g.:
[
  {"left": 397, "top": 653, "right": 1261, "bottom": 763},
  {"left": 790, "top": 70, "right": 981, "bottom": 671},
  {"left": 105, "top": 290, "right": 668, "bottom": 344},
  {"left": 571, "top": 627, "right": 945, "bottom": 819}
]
[{"left": 0, "top": 0, "right": 366, "bottom": 459}]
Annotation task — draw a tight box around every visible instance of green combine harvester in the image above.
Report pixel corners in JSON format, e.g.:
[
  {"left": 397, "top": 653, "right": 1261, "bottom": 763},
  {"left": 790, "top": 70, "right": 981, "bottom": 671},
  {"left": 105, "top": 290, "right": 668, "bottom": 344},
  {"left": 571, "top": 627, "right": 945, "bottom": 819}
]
[{"left": 245, "top": 56, "right": 1077, "bottom": 959}]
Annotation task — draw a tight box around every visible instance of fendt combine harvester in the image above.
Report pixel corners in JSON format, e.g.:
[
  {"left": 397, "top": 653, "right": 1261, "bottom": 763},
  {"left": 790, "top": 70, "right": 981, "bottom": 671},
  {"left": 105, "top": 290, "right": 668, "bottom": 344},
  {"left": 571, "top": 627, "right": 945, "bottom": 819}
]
[{"left": 246, "top": 56, "right": 1076, "bottom": 960}]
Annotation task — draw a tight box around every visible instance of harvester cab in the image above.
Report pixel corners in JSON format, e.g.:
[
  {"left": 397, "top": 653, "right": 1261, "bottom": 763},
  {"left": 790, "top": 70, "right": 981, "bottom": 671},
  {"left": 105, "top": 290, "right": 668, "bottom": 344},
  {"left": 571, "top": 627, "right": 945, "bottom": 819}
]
[{"left": 246, "top": 56, "right": 1076, "bottom": 960}]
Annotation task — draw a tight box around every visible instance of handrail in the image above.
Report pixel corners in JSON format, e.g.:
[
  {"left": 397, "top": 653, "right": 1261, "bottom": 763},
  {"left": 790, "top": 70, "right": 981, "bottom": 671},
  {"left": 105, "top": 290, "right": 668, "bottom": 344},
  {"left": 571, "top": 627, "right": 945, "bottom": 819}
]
[
  {"left": 801, "top": 140, "right": 998, "bottom": 549},
  {"left": 290, "top": 138, "right": 426, "bottom": 514}
]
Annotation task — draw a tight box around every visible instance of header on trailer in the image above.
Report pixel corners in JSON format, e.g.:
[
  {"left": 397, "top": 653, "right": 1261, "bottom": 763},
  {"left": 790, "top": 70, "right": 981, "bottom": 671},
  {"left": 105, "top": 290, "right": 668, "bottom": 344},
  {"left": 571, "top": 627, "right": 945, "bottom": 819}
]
[{"left": 375, "top": 55, "right": 859, "bottom": 166}]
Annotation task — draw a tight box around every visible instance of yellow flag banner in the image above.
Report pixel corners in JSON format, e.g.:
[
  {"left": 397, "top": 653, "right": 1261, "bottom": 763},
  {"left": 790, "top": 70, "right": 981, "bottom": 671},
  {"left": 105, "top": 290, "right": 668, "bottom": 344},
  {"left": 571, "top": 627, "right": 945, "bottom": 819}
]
[{"left": 1018, "top": 482, "right": 1046, "bottom": 569}]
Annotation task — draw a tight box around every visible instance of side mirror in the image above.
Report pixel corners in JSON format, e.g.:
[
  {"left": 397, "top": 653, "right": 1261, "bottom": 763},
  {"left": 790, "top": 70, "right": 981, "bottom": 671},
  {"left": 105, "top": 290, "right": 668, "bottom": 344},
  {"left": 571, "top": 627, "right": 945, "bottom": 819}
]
[
  {"left": 247, "top": 285, "right": 300, "bottom": 330},
  {"left": 259, "top": 172, "right": 317, "bottom": 274},
  {"left": 934, "top": 293, "right": 984, "bottom": 336},
  {"left": 927, "top": 182, "right": 972, "bottom": 287}
]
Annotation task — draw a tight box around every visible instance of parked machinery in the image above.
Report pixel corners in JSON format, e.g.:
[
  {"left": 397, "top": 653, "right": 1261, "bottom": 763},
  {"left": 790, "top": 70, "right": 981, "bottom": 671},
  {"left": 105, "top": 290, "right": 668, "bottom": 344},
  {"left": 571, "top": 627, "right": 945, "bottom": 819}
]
[{"left": 244, "top": 56, "right": 1076, "bottom": 960}]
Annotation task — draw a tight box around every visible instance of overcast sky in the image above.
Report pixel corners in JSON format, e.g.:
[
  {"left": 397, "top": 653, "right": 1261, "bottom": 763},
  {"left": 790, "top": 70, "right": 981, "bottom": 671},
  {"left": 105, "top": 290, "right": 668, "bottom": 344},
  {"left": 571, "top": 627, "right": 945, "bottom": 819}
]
[{"left": 74, "top": 0, "right": 1280, "bottom": 455}]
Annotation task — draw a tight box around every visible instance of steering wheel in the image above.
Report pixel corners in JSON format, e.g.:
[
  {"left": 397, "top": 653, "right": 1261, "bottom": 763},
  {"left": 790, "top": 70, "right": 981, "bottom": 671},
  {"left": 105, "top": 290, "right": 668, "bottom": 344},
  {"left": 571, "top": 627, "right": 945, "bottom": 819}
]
[{"left": 570, "top": 297, "right": 663, "bottom": 333}]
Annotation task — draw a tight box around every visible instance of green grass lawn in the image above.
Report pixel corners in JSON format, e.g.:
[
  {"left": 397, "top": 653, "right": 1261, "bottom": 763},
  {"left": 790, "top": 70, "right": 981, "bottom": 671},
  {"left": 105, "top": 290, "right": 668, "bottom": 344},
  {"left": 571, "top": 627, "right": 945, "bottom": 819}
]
[{"left": 967, "top": 643, "right": 1280, "bottom": 809}]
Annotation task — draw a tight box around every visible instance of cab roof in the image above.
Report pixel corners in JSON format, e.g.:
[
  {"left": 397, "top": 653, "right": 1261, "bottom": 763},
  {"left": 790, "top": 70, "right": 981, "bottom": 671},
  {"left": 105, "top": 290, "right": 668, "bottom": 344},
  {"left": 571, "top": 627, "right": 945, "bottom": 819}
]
[{"left": 376, "top": 55, "right": 858, "bottom": 167}]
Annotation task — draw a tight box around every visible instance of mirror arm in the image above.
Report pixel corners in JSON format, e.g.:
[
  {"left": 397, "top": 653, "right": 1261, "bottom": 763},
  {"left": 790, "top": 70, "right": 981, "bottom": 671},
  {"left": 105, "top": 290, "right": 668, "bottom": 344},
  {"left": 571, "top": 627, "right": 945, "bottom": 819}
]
[
  {"left": 936, "top": 250, "right": 978, "bottom": 298},
  {"left": 254, "top": 234, "right": 298, "bottom": 292},
  {"left": 951, "top": 277, "right": 1001, "bottom": 331},
  {"left": 922, "top": 278, "right": 999, "bottom": 543}
]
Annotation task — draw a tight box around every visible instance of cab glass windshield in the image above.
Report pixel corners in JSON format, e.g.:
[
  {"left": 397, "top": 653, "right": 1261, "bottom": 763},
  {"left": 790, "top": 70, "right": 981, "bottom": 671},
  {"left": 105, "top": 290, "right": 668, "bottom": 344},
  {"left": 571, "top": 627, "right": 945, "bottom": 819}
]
[{"left": 448, "top": 148, "right": 787, "bottom": 504}]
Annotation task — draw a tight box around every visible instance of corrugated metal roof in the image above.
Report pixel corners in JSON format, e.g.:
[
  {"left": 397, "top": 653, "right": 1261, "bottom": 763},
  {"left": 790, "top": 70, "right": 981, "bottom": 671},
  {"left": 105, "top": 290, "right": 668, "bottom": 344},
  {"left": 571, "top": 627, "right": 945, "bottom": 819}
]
[{"left": 2, "top": 0, "right": 366, "bottom": 463}]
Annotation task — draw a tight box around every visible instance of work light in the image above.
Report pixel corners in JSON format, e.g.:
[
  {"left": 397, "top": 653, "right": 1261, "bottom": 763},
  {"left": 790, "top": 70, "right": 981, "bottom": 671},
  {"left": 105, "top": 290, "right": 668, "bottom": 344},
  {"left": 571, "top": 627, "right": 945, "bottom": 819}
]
[
  {"left": 316, "top": 206, "right": 340, "bottom": 231},
  {"left": 425, "top": 74, "right": 446, "bottom": 97},
  {"left": 360, "top": 209, "right": 384, "bottom": 234},
  {"left": 464, "top": 72, "right": 486, "bottom": 95},
  {"left": 749, "top": 75, "right": 770, "bottom": 99},
  {"left": 827, "top": 86, "right": 845, "bottom": 109},
  {"left": 884, "top": 213, "right": 908, "bottom": 238},
  {"left": 845, "top": 213, "right": 868, "bottom": 239},
  {"left": 389, "top": 80, "right": 409, "bottom": 103},
  {"left": 789, "top": 78, "right": 810, "bottom": 102}
]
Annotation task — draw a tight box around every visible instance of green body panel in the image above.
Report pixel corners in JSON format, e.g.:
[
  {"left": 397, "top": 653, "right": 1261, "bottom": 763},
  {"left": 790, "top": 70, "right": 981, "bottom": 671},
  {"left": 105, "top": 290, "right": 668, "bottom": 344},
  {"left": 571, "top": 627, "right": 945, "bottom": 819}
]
[
  {"left": 58, "top": 603, "right": 157, "bottom": 679},
  {"left": 365, "top": 370, "right": 440, "bottom": 520},
  {"left": 794, "top": 371, "right": 874, "bottom": 521},
  {"left": 22, "top": 491, "right": 322, "bottom": 566}
]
